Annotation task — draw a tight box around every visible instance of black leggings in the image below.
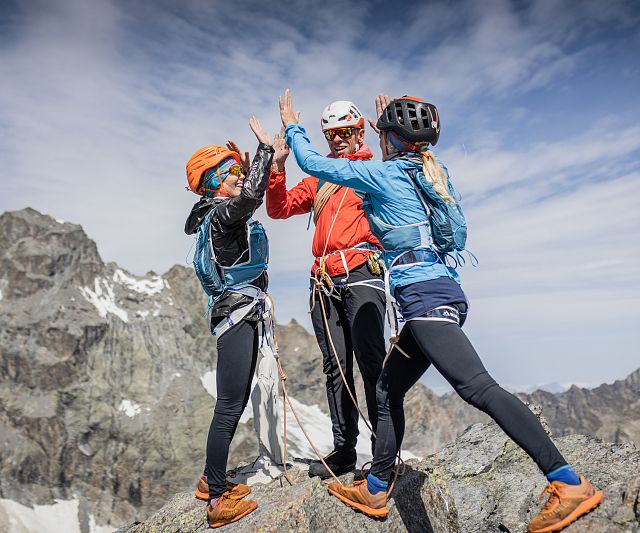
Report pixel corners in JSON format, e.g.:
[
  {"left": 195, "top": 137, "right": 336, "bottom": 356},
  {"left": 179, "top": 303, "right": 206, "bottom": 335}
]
[
  {"left": 370, "top": 320, "right": 567, "bottom": 481},
  {"left": 310, "top": 264, "right": 386, "bottom": 452},
  {"left": 205, "top": 319, "right": 258, "bottom": 497}
]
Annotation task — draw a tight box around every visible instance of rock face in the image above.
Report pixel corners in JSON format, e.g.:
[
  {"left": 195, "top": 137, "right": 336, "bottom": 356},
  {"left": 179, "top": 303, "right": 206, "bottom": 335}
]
[
  {"left": 117, "top": 413, "right": 640, "bottom": 533},
  {"left": 1, "top": 208, "right": 639, "bottom": 530},
  {"left": 0, "top": 208, "right": 304, "bottom": 527}
]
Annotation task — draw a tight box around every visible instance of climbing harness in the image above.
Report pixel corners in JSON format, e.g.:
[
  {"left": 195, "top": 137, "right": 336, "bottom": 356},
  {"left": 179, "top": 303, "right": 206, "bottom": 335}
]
[
  {"left": 193, "top": 209, "right": 268, "bottom": 305},
  {"left": 212, "top": 285, "right": 266, "bottom": 337}
]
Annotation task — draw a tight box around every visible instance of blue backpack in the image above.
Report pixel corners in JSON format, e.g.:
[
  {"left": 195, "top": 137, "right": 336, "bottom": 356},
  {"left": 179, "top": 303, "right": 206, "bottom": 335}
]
[
  {"left": 193, "top": 209, "right": 268, "bottom": 302},
  {"left": 406, "top": 159, "right": 467, "bottom": 254}
]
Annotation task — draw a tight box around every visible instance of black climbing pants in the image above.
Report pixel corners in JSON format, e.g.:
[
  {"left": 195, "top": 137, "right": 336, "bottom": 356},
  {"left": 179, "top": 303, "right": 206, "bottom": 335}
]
[
  {"left": 310, "top": 263, "right": 386, "bottom": 452},
  {"left": 205, "top": 319, "right": 258, "bottom": 497},
  {"left": 370, "top": 320, "right": 568, "bottom": 481}
]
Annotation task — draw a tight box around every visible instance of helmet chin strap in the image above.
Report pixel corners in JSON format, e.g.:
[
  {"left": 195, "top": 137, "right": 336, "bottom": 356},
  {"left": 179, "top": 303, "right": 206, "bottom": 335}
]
[{"left": 381, "top": 132, "right": 399, "bottom": 161}]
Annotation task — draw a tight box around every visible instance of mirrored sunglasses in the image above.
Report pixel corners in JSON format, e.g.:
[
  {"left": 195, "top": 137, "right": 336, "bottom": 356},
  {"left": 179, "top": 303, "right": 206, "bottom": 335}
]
[
  {"left": 228, "top": 164, "right": 243, "bottom": 177},
  {"left": 324, "top": 127, "right": 355, "bottom": 141}
]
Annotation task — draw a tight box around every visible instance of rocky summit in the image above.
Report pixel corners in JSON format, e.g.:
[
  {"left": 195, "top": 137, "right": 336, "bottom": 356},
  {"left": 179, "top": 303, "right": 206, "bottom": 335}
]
[
  {"left": 1, "top": 207, "right": 639, "bottom": 532},
  {"left": 117, "top": 410, "right": 640, "bottom": 533}
]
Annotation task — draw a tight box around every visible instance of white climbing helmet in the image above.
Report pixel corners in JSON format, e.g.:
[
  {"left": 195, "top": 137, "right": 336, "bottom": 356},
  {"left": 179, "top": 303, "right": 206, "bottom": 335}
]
[{"left": 320, "top": 100, "right": 365, "bottom": 132}]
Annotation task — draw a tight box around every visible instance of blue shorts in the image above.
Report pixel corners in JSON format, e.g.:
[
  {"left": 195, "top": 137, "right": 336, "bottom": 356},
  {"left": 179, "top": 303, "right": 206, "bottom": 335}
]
[{"left": 394, "top": 277, "right": 468, "bottom": 325}]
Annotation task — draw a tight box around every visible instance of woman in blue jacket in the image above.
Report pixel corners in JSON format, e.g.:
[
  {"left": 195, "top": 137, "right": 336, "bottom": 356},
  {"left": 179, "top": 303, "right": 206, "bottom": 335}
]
[{"left": 278, "top": 90, "right": 602, "bottom": 533}]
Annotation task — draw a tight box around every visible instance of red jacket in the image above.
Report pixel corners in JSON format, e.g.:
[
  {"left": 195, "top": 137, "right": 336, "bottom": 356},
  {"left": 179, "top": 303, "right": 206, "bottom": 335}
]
[{"left": 266, "top": 145, "right": 381, "bottom": 277}]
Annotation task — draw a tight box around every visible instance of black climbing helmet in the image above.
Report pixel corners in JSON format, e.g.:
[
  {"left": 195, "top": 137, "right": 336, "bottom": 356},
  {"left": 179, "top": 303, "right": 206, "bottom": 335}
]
[{"left": 376, "top": 96, "right": 440, "bottom": 146}]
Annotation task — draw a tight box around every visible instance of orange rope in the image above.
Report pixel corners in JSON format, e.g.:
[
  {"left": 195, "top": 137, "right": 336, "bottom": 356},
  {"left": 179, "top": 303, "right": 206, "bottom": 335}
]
[
  {"left": 276, "top": 185, "right": 406, "bottom": 493},
  {"left": 276, "top": 357, "right": 343, "bottom": 485},
  {"left": 269, "top": 295, "right": 343, "bottom": 485},
  {"left": 315, "top": 278, "right": 375, "bottom": 436}
]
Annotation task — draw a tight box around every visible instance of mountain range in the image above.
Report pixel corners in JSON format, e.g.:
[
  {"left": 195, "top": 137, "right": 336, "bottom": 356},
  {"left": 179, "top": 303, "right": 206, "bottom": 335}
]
[{"left": 0, "top": 208, "right": 638, "bottom": 531}]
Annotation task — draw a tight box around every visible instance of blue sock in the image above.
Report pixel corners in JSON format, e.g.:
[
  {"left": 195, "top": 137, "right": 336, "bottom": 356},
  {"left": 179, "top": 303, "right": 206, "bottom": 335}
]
[
  {"left": 546, "top": 465, "right": 581, "bottom": 485},
  {"left": 366, "top": 473, "right": 388, "bottom": 495}
]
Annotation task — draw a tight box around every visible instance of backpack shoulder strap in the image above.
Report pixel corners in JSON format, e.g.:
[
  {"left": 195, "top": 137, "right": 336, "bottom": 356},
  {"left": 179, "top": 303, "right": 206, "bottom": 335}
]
[{"left": 405, "top": 168, "right": 431, "bottom": 218}]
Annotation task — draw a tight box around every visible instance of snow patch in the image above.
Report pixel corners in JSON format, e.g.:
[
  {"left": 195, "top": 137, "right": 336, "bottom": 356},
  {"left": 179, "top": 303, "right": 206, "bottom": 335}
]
[
  {"left": 79, "top": 278, "right": 128, "bottom": 322},
  {"left": 231, "top": 454, "right": 285, "bottom": 485},
  {"left": 281, "top": 399, "right": 417, "bottom": 464},
  {"left": 199, "top": 372, "right": 420, "bottom": 465},
  {"left": 118, "top": 399, "right": 142, "bottom": 418},
  {"left": 229, "top": 454, "right": 312, "bottom": 486},
  {"left": 282, "top": 399, "right": 333, "bottom": 458},
  {"left": 174, "top": 372, "right": 182, "bottom": 378},
  {"left": 0, "top": 497, "right": 113, "bottom": 533},
  {"left": 200, "top": 370, "right": 255, "bottom": 424},
  {"left": 113, "top": 269, "right": 167, "bottom": 296},
  {"left": 55, "top": 218, "right": 66, "bottom": 224},
  {"left": 201, "top": 371, "right": 217, "bottom": 398}
]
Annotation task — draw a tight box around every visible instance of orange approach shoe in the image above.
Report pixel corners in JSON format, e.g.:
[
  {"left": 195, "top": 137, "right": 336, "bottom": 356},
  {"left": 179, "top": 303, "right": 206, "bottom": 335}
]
[
  {"left": 194, "top": 475, "right": 250, "bottom": 501},
  {"left": 206, "top": 493, "right": 257, "bottom": 529},
  {"left": 527, "top": 475, "right": 604, "bottom": 533},
  {"left": 327, "top": 479, "right": 388, "bottom": 518}
]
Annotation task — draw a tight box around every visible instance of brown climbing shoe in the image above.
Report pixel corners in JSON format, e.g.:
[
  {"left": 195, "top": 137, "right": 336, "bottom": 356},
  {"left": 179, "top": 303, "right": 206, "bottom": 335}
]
[
  {"left": 327, "top": 479, "right": 388, "bottom": 518},
  {"left": 194, "top": 475, "right": 250, "bottom": 501},
  {"left": 206, "top": 493, "right": 257, "bottom": 529},
  {"left": 527, "top": 475, "right": 604, "bottom": 532}
]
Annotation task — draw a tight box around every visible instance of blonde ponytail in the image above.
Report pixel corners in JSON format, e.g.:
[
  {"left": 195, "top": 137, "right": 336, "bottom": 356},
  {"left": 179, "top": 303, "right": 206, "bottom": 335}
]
[{"left": 421, "top": 150, "right": 453, "bottom": 204}]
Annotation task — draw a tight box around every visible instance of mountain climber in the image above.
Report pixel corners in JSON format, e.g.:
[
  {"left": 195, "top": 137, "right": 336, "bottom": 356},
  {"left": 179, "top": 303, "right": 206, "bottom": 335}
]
[
  {"left": 278, "top": 90, "right": 604, "bottom": 533},
  {"left": 184, "top": 117, "right": 274, "bottom": 528},
  {"left": 266, "top": 101, "right": 386, "bottom": 478}
]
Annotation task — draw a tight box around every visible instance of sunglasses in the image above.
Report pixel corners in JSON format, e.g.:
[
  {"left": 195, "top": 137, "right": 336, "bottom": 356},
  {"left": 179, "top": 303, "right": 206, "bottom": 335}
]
[
  {"left": 228, "top": 164, "right": 243, "bottom": 177},
  {"left": 324, "top": 127, "right": 356, "bottom": 141}
]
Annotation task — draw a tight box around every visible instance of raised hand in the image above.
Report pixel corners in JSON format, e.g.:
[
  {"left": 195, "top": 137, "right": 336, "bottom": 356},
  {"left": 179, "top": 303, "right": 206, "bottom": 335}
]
[
  {"left": 272, "top": 129, "right": 289, "bottom": 172},
  {"left": 375, "top": 93, "right": 392, "bottom": 119},
  {"left": 226, "top": 140, "right": 250, "bottom": 174},
  {"left": 279, "top": 89, "right": 300, "bottom": 128},
  {"left": 368, "top": 93, "right": 392, "bottom": 136},
  {"left": 249, "top": 116, "right": 272, "bottom": 146}
]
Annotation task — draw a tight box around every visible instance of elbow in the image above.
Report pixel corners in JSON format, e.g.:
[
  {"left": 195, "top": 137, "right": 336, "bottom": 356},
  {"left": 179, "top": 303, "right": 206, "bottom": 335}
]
[
  {"left": 266, "top": 203, "right": 286, "bottom": 219},
  {"left": 298, "top": 154, "right": 316, "bottom": 175}
]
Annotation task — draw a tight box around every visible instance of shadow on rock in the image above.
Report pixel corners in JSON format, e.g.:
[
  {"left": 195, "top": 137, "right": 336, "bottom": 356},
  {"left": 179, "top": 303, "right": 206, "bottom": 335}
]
[{"left": 391, "top": 465, "right": 457, "bottom": 533}]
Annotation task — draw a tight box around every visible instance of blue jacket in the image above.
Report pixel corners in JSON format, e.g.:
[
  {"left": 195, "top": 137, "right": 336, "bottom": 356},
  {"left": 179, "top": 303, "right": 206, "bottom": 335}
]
[{"left": 285, "top": 124, "right": 458, "bottom": 294}]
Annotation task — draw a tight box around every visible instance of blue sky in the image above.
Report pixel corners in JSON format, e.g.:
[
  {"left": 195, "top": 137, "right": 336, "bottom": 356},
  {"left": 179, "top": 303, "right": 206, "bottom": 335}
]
[{"left": 1, "top": 0, "right": 639, "bottom": 391}]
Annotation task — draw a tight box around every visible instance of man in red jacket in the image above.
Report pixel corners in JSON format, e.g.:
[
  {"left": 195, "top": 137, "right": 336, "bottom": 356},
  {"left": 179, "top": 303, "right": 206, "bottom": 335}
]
[{"left": 267, "top": 101, "right": 386, "bottom": 478}]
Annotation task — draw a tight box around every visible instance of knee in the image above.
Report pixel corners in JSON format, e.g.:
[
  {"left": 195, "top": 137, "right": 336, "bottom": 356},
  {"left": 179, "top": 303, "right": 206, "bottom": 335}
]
[
  {"left": 359, "top": 360, "right": 383, "bottom": 382},
  {"left": 213, "top": 399, "right": 244, "bottom": 426},
  {"left": 376, "top": 379, "right": 404, "bottom": 411},
  {"left": 455, "top": 371, "right": 499, "bottom": 411}
]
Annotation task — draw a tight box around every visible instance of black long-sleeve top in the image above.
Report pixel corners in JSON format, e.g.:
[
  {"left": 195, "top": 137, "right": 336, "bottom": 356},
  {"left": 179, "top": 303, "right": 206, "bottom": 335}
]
[{"left": 185, "top": 143, "right": 274, "bottom": 322}]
